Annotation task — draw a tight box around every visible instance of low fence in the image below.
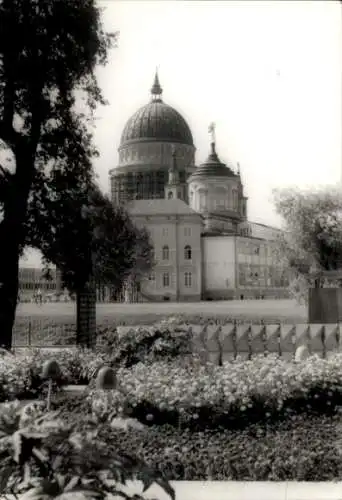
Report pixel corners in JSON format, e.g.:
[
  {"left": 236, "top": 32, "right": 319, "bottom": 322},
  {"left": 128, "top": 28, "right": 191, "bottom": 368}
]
[
  {"left": 11, "top": 317, "right": 342, "bottom": 361},
  {"left": 12, "top": 318, "right": 76, "bottom": 347},
  {"left": 117, "top": 323, "right": 342, "bottom": 362}
]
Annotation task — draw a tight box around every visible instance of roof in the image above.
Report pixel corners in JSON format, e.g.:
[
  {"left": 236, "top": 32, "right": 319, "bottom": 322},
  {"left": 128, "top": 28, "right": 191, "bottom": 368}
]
[
  {"left": 202, "top": 232, "right": 276, "bottom": 243},
  {"left": 248, "top": 220, "right": 283, "bottom": 232},
  {"left": 188, "top": 143, "right": 237, "bottom": 180},
  {"left": 120, "top": 100, "right": 193, "bottom": 147},
  {"left": 126, "top": 199, "right": 201, "bottom": 217}
]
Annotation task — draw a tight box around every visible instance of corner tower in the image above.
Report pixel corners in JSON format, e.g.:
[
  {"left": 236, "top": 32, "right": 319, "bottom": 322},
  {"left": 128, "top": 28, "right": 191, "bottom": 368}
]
[
  {"left": 187, "top": 123, "right": 247, "bottom": 233},
  {"left": 164, "top": 146, "right": 188, "bottom": 201}
]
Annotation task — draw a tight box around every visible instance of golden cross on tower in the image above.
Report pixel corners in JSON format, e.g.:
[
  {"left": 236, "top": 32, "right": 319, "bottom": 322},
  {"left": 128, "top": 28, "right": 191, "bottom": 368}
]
[{"left": 208, "top": 122, "right": 216, "bottom": 144}]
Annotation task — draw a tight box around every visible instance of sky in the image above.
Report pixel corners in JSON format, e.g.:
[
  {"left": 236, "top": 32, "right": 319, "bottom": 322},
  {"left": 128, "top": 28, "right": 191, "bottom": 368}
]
[{"left": 21, "top": 0, "right": 342, "bottom": 267}]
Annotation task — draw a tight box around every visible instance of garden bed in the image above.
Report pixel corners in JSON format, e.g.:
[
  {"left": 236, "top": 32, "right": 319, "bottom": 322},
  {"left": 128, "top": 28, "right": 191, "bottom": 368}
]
[
  {"left": 24, "top": 393, "right": 342, "bottom": 481},
  {"left": 3, "top": 321, "right": 342, "bottom": 486},
  {"left": 85, "top": 413, "right": 342, "bottom": 481}
]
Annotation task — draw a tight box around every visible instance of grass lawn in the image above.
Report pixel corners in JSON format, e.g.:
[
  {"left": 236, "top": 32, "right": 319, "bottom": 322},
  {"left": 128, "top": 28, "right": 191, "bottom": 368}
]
[{"left": 15, "top": 299, "right": 307, "bottom": 323}]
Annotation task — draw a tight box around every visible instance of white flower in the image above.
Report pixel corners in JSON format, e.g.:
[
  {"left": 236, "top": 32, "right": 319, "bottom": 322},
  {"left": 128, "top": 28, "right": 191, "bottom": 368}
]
[{"left": 111, "top": 417, "right": 145, "bottom": 431}]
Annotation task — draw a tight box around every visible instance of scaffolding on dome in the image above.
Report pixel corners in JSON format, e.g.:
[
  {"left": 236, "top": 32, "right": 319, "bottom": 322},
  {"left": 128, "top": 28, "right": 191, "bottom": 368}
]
[{"left": 110, "top": 169, "right": 188, "bottom": 205}]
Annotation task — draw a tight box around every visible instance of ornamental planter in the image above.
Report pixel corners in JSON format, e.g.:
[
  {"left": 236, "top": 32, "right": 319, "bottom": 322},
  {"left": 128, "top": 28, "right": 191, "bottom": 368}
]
[{"left": 308, "top": 287, "right": 342, "bottom": 323}]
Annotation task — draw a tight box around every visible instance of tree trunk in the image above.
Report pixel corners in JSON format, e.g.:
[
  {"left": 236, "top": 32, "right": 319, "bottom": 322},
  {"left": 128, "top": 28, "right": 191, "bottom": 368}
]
[
  {"left": 0, "top": 151, "right": 35, "bottom": 349},
  {"left": 0, "top": 237, "right": 20, "bottom": 349},
  {"left": 76, "top": 281, "right": 96, "bottom": 348},
  {"left": 0, "top": 198, "right": 27, "bottom": 349}
]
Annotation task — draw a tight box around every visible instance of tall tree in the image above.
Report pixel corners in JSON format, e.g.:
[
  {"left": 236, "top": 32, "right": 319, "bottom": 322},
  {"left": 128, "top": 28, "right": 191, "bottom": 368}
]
[
  {"left": 26, "top": 180, "right": 154, "bottom": 297},
  {"left": 273, "top": 187, "right": 342, "bottom": 303},
  {"left": 0, "top": 0, "right": 116, "bottom": 348}
]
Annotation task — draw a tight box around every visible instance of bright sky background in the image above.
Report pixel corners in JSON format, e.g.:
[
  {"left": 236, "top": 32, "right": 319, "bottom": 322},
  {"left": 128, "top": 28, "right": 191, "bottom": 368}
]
[{"left": 21, "top": 0, "right": 342, "bottom": 266}]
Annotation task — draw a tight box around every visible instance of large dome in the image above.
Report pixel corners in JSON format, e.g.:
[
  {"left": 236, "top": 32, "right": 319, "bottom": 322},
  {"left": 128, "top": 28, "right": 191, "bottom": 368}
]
[{"left": 119, "top": 73, "right": 193, "bottom": 148}]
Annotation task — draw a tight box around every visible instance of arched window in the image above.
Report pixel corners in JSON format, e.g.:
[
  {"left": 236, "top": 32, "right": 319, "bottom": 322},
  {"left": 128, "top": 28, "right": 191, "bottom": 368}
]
[
  {"left": 232, "top": 189, "right": 238, "bottom": 209},
  {"left": 184, "top": 245, "right": 192, "bottom": 260},
  {"left": 162, "top": 245, "right": 169, "bottom": 260},
  {"left": 199, "top": 193, "right": 206, "bottom": 210},
  {"left": 136, "top": 173, "right": 144, "bottom": 199},
  {"left": 163, "top": 272, "right": 170, "bottom": 287},
  {"left": 184, "top": 272, "right": 192, "bottom": 287}
]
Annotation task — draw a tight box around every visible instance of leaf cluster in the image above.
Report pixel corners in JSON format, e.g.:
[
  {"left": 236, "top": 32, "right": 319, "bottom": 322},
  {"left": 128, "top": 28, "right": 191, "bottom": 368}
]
[
  {"left": 0, "top": 401, "right": 175, "bottom": 500},
  {"left": 273, "top": 187, "right": 342, "bottom": 275}
]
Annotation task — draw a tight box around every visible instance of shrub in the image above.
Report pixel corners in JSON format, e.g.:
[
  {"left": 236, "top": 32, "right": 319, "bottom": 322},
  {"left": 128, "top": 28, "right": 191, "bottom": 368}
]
[{"left": 96, "top": 324, "right": 195, "bottom": 368}]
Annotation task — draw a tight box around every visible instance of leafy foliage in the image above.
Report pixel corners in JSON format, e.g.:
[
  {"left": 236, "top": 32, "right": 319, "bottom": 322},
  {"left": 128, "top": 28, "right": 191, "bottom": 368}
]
[
  {"left": 96, "top": 324, "right": 195, "bottom": 369},
  {"left": 27, "top": 182, "right": 154, "bottom": 293},
  {"left": 94, "top": 414, "right": 342, "bottom": 481},
  {"left": 0, "top": 400, "right": 175, "bottom": 499},
  {"left": 0, "top": 0, "right": 117, "bottom": 347},
  {"left": 273, "top": 187, "right": 342, "bottom": 302}
]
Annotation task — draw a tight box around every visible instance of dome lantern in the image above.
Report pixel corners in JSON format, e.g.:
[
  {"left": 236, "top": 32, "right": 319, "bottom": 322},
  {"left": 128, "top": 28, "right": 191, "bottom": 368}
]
[
  {"left": 188, "top": 124, "right": 236, "bottom": 180},
  {"left": 151, "top": 69, "right": 163, "bottom": 102}
]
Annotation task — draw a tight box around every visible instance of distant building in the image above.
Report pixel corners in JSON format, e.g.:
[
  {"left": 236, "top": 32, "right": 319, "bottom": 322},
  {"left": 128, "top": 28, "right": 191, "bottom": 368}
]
[
  {"left": 109, "top": 73, "right": 290, "bottom": 302},
  {"left": 127, "top": 199, "right": 203, "bottom": 301},
  {"left": 18, "top": 267, "right": 63, "bottom": 302}
]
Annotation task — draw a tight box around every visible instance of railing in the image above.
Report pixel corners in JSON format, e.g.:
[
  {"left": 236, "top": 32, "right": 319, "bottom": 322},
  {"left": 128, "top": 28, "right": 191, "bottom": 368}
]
[{"left": 12, "top": 318, "right": 76, "bottom": 347}]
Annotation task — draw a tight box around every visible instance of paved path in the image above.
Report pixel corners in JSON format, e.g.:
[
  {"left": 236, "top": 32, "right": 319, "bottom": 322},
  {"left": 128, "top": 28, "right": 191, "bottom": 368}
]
[{"left": 2, "top": 481, "right": 342, "bottom": 500}]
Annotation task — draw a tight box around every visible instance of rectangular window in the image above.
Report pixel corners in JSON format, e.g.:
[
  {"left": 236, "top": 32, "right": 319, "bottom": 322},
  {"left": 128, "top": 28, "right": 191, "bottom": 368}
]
[
  {"left": 184, "top": 227, "right": 192, "bottom": 237},
  {"left": 162, "top": 228, "right": 169, "bottom": 237},
  {"left": 148, "top": 273, "right": 155, "bottom": 281},
  {"left": 184, "top": 272, "right": 192, "bottom": 288},
  {"left": 163, "top": 272, "right": 170, "bottom": 287}
]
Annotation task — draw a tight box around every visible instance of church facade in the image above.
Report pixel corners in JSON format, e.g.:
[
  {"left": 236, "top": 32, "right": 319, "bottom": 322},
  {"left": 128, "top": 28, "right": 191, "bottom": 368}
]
[{"left": 109, "top": 73, "right": 290, "bottom": 302}]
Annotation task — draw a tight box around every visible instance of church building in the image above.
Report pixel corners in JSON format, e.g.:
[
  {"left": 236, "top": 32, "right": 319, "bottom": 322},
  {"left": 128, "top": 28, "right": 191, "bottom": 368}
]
[{"left": 109, "top": 73, "right": 290, "bottom": 302}]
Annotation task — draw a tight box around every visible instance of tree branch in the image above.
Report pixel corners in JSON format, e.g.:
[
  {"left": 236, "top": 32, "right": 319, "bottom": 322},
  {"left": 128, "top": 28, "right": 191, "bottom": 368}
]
[{"left": 0, "top": 120, "right": 21, "bottom": 152}]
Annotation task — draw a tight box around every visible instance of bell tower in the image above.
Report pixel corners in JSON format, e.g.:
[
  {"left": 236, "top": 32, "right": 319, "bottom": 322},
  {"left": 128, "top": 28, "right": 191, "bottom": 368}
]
[{"left": 165, "top": 146, "right": 186, "bottom": 201}]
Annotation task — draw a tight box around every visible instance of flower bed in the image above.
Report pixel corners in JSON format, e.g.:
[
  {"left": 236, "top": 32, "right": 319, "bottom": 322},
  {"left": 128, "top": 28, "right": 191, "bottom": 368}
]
[
  {"left": 0, "top": 348, "right": 108, "bottom": 401},
  {"left": 93, "top": 413, "right": 342, "bottom": 481},
  {"left": 4, "top": 324, "right": 195, "bottom": 400},
  {"left": 4, "top": 342, "right": 342, "bottom": 484},
  {"left": 6, "top": 396, "right": 342, "bottom": 482},
  {"left": 87, "top": 354, "right": 342, "bottom": 429},
  {"left": 6, "top": 336, "right": 342, "bottom": 428}
]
